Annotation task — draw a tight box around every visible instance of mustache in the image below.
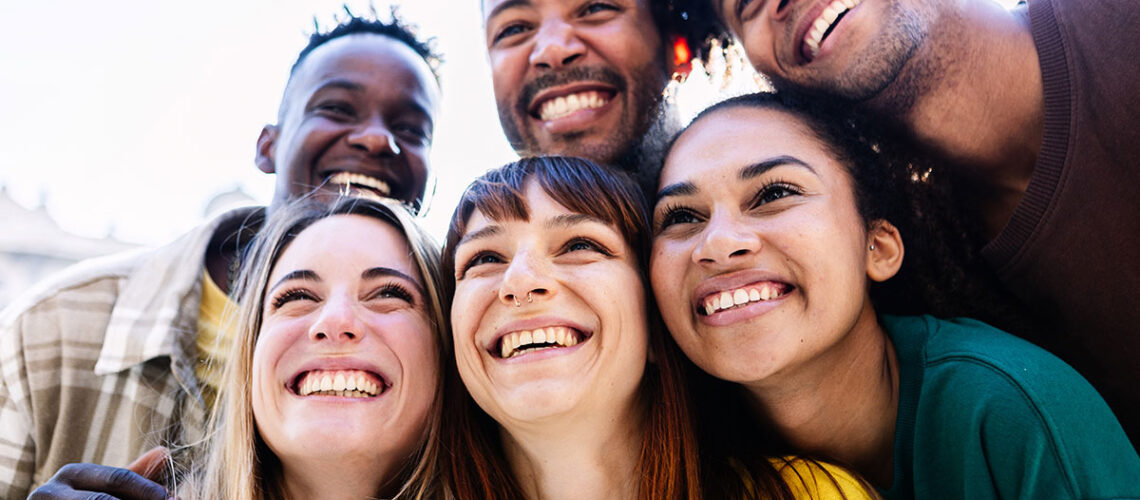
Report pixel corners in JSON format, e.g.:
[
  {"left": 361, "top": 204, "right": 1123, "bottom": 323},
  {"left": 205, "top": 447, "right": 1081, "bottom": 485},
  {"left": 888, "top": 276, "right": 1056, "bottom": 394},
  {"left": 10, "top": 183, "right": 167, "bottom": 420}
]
[{"left": 517, "top": 66, "right": 627, "bottom": 113}]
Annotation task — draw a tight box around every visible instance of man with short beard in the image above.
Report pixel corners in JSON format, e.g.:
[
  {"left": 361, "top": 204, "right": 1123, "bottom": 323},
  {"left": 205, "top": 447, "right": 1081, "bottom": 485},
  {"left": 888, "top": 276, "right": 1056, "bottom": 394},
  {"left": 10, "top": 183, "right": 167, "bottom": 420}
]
[
  {"left": 481, "top": 0, "right": 694, "bottom": 190},
  {"left": 693, "top": 0, "right": 1140, "bottom": 447}
]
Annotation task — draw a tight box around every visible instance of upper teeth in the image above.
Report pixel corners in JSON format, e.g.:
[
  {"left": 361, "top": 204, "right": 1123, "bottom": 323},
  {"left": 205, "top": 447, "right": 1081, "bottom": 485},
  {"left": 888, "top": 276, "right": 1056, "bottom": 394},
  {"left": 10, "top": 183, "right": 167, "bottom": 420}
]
[
  {"left": 805, "top": 0, "right": 861, "bottom": 59},
  {"left": 297, "top": 369, "right": 383, "bottom": 398},
  {"left": 327, "top": 172, "right": 391, "bottom": 200},
  {"left": 537, "top": 91, "right": 609, "bottom": 121},
  {"left": 703, "top": 283, "right": 785, "bottom": 315},
  {"left": 499, "top": 326, "right": 581, "bottom": 359}
]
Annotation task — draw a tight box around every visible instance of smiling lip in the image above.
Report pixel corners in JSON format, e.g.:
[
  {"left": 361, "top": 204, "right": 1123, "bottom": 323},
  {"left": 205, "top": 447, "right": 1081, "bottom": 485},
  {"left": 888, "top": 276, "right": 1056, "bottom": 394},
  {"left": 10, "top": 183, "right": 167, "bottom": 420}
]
[
  {"left": 289, "top": 360, "right": 390, "bottom": 399},
  {"left": 528, "top": 83, "right": 617, "bottom": 122},
  {"left": 693, "top": 270, "right": 794, "bottom": 311},
  {"left": 488, "top": 316, "right": 593, "bottom": 358},
  {"left": 798, "top": 0, "right": 862, "bottom": 63}
]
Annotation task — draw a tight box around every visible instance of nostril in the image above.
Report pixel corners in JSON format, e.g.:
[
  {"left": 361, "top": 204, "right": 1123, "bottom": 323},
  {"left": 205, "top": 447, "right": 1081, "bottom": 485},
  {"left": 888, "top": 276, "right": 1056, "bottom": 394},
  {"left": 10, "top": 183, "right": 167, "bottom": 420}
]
[{"left": 777, "top": 0, "right": 790, "bottom": 11}]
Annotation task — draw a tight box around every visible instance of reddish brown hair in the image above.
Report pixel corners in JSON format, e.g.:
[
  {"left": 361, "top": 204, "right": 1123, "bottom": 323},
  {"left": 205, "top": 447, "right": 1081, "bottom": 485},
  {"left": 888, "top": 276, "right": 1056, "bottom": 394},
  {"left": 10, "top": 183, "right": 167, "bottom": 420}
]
[{"left": 440, "top": 156, "right": 701, "bottom": 499}]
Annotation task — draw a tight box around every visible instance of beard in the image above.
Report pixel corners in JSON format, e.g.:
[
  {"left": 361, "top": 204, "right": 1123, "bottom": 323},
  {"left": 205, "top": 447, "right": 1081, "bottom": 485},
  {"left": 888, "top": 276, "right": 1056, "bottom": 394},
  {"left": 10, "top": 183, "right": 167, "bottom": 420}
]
[
  {"left": 771, "top": 1, "right": 932, "bottom": 117},
  {"left": 496, "top": 62, "right": 675, "bottom": 187}
]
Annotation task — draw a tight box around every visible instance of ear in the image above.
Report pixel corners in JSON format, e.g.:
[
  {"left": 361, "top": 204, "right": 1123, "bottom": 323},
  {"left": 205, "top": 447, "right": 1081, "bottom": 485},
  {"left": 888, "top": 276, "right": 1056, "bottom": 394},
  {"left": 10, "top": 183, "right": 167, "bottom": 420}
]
[
  {"left": 866, "top": 220, "right": 904, "bottom": 282},
  {"left": 256, "top": 125, "right": 279, "bottom": 174}
]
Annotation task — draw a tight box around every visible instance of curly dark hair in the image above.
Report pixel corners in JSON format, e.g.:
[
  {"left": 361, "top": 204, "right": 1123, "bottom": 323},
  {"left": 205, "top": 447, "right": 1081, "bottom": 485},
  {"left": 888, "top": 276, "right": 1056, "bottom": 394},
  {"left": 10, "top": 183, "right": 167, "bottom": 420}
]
[
  {"left": 672, "top": 91, "right": 1036, "bottom": 334},
  {"left": 291, "top": 5, "right": 442, "bottom": 83}
]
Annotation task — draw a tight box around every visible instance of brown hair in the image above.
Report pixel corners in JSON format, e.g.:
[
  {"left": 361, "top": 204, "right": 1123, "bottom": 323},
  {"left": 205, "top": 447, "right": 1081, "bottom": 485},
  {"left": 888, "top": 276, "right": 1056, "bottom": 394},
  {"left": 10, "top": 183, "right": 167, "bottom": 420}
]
[
  {"left": 181, "top": 196, "right": 449, "bottom": 500},
  {"left": 439, "top": 156, "right": 701, "bottom": 499}
]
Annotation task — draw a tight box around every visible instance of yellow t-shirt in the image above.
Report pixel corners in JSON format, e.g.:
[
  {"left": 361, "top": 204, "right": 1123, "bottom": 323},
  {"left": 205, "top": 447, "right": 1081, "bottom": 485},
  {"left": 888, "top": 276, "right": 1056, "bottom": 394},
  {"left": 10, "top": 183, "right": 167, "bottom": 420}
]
[
  {"left": 196, "top": 269, "right": 237, "bottom": 410},
  {"left": 735, "top": 456, "right": 878, "bottom": 499}
]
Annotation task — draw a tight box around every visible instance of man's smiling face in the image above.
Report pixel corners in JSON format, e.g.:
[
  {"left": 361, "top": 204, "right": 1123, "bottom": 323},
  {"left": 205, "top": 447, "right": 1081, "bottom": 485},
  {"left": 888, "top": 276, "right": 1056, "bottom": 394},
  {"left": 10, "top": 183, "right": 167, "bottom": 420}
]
[
  {"left": 718, "top": 0, "right": 933, "bottom": 105},
  {"left": 483, "top": 0, "right": 670, "bottom": 166}
]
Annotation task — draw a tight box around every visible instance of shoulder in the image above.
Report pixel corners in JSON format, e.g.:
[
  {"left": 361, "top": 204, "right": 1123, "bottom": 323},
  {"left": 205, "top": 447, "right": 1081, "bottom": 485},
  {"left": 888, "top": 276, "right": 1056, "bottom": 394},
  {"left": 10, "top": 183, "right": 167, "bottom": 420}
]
[{"left": 773, "top": 457, "right": 877, "bottom": 500}]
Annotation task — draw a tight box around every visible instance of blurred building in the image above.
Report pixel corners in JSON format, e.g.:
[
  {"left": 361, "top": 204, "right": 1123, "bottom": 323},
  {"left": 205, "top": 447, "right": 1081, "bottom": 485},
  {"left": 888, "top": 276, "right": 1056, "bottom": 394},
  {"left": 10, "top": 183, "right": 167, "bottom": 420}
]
[{"left": 0, "top": 185, "right": 256, "bottom": 309}]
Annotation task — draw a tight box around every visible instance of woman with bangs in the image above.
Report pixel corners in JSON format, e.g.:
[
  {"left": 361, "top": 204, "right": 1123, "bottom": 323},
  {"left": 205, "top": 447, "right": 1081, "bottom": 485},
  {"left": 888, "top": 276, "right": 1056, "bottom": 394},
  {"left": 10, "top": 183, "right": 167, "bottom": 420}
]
[{"left": 439, "top": 156, "right": 874, "bottom": 499}]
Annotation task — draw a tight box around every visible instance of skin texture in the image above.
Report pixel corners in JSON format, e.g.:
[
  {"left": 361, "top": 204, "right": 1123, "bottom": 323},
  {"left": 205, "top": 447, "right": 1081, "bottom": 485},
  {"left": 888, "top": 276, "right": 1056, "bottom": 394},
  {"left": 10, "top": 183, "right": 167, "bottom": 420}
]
[
  {"left": 255, "top": 215, "right": 439, "bottom": 499},
  {"left": 256, "top": 34, "right": 441, "bottom": 212},
  {"left": 650, "top": 106, "right": 904, "bottom": 484},
  {"left": 483, "top": 0, "right": 669, "bottom": 166},
  {"left": 450, "top": 181, "right": 647, "bottom": 499}
]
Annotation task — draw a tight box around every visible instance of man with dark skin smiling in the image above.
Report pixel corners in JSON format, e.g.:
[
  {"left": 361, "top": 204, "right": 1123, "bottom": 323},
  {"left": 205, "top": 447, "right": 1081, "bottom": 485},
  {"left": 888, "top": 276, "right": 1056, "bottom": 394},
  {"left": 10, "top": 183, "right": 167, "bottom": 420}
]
[
  {"left": 690, "top": 0, "right": 1140, "bottom": 446},
  {"left": 482, "top": 0, "right": 696, "bottom": 190},
  {"left": 1, "top": 13, "right": 441, "bottom": 498}
]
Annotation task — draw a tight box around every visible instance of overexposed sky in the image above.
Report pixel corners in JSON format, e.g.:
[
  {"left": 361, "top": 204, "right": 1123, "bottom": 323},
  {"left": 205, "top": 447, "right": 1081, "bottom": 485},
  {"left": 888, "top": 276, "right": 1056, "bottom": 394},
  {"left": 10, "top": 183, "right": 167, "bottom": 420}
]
[
  {"left": 0, "top": 0, "right": 1017, "bottom": 246},
  {"left": 0, "top": 0, "right": 516, "bottom": 245}
]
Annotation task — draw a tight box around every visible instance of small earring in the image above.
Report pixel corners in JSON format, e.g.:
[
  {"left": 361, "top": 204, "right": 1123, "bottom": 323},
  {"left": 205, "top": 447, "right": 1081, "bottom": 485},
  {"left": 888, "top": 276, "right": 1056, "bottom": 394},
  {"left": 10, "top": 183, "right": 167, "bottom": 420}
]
[
  {"left": 869, "top": 244, "right": 876, "bottom": 251},
  {"left": 526, "top": 291, "right": 534, "bottom": 303}
]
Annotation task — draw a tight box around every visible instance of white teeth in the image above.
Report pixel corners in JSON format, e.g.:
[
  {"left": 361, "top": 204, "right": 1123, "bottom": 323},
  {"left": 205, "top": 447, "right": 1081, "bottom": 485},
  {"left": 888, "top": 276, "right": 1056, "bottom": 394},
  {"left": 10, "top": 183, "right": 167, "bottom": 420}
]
[
  {"left": 327, "top": 172, "right": 392, "bottom": 198},
  {"left": 297, "top": 370, "right": 382, "bottom": 397},
  {"left": 498, "top": 326, "right": 582, "bottom": 358},
  {"left": 804, "top": 0, "right": 862, "bottom": 60},
  {"left": 538, "top": 90, "right": 609, "bottom": 121},
  {"left": 702, "top": 283, "right": 786, "bottom": 315}
]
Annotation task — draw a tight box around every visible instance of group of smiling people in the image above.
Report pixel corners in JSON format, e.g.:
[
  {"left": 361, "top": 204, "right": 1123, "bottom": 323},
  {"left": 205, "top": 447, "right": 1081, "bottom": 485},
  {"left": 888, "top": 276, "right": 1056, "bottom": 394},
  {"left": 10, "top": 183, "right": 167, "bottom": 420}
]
[{"left": 35, "top": 92, "right": 1135, "bottom": 499}]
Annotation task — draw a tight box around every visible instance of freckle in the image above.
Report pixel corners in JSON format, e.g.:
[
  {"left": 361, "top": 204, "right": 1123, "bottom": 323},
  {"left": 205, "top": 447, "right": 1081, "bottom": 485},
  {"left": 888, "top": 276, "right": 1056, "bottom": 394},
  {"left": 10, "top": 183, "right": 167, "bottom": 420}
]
[{"left": 800, "top": 338, "right": 804, "bottom": 343}]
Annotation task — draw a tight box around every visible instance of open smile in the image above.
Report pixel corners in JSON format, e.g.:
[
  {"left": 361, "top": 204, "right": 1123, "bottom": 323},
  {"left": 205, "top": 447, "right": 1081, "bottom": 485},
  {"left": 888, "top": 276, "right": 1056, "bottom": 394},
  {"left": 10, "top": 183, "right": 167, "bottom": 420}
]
[
  {"left": 698, "top": 281, "right": 794, "bottom": 316},
  {"left": 324, "top": 171, "right": 395, "bottom": 201},
  {"left": 493, "top": 325, "right": 592, "bottom": 359},
  {"left": 530, "top": 88, "right": 615, "bottom": 122},
  {"left": 291, "top": 369, "right": 389, "bottom": 399},
  {"left": 801, "top": 0, "right": 863, "bottom": 62}
]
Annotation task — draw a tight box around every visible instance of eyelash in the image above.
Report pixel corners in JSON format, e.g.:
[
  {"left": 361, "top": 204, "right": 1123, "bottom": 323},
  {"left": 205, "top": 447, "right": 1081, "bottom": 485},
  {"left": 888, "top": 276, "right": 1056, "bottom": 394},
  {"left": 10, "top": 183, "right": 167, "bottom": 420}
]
[
  {"left": 459, "top": 251, "right": 504, "bottom": 279},
  {"left": 271, "top": 288, "right": 316, "bottom": 309},
  {"left": 657, "top": 203, "right": 702, "bottom": 231},
  {"left": 563, "top": 237, "right": 614, "bottom": 256},
  {"left": 749, "top": 178, "right": 803, "bottom": 207},
  {"left": 373, "top": 283, "right": 415, "bottom": 305}
]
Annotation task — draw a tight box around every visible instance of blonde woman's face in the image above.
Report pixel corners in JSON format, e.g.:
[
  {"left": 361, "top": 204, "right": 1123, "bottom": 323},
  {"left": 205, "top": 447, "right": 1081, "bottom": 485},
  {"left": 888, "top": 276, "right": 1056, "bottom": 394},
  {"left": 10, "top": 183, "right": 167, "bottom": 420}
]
[{"left": 252, "top": 214, "right": 439, "bottom": 480}]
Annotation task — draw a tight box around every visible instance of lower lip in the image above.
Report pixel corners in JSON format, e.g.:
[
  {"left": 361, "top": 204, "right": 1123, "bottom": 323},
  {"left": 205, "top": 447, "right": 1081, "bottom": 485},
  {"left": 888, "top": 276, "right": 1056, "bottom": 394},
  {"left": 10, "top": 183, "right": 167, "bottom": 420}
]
[
  {"left": 698, "top": 293, "right": 789, "bottom": 327},
  {"left": 497, "top": 341, "right": 587, "bottom": 364},
  {"left": 535, "top": 96, "right": 617, "bottom": 135}
]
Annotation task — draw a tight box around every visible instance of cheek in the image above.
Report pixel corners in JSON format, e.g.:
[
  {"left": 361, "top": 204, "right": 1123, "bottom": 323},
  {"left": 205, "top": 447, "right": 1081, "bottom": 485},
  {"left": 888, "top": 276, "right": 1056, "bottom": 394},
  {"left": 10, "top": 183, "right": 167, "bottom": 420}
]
[{"left": 650, "top": 242, "right": 687, "bottom": 306}]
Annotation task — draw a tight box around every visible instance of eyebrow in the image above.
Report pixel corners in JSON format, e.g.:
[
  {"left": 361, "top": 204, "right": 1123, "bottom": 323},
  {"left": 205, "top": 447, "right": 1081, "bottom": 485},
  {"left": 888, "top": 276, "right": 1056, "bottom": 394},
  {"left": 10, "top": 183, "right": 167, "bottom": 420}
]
[
  {"left": 547, "top": 213, "right": 602, "bottom": 230},
  {"left": 656, "top": 155, "right": 816, "bottom": 199},
  {"left": 269, "top": 269, "right": 319, "bottom": 292},
  {"left": 488, "top": 0, "right": 531, "bottom": 21},
  {"left": 362, "top": 267, "right": 424, "bottom": 294},
  {"left": 457, "top": 224, "right": 502, "bottom": 247},
  {"left": 313, "top": 79, "right": 363, "bottom": 94}
]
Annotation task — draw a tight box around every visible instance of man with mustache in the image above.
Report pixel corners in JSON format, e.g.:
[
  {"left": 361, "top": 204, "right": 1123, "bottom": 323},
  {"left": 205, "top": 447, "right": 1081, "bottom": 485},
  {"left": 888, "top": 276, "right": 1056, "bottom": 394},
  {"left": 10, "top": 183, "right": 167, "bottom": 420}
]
[
  {"left": 482, "top": 0, "right": 700, "bottom": 190},
  {"left": 693, "top": 0, "right": 1140, "bottom": 446},
  {"left": 1, "top": 12, "right": 442, "bottom": 498}
]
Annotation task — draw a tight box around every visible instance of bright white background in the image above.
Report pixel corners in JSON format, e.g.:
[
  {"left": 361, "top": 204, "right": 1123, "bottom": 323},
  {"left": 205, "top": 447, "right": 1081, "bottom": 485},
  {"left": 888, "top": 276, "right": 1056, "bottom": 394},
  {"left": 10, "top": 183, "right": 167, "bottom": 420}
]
[
  {"left": 0, "top": 0, "right": 517, "bottom": 245},
  {"left": 0, "top": 0, "right": 1017, "bottom": 246}
]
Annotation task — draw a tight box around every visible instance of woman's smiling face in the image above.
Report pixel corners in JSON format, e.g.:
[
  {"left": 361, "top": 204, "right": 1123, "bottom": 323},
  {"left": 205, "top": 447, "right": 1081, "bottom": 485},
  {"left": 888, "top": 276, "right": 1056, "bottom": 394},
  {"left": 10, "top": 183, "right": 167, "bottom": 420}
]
[
  {"left": 450, "top": 180, "right": 648, "bottom": 426},
  {"left": 650, "top": 106, "right": 880, "bottom": 386},
  {"left": 252, "top": 214, "right": 438, "bottom": 474}
]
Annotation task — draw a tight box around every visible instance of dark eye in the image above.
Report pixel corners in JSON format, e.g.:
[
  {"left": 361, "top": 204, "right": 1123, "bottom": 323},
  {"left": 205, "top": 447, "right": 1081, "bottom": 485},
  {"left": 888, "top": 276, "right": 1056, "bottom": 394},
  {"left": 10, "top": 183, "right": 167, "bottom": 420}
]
[
  {"left": 271, "top": 288, "right": 317, "bottom": 309},
  {"left": 315, "top": 101, "right": 355, "bottom": 120},
  {"left": 656, "top": 205, "right": 702, "bottom": 231},
  {"left": 395, "top": 123, "right": 430, "bottom": 143},
  {"left": 493, "top": 23, "right": 530, "bottom": 44},
  {"left": 459, "top": 251, "right": 505, "bottom": 278},
  {"left": 563, "top": 237, "right": 613, "bottom": 256},
  {"left": 581, "top": 2, "right": 619, "bottom": 16},
  {"left": 752, "top": 181, "right": 802, "bottom": 207},
  {"left": 374, "top": 283, "right": 415, "bottom": 304}
]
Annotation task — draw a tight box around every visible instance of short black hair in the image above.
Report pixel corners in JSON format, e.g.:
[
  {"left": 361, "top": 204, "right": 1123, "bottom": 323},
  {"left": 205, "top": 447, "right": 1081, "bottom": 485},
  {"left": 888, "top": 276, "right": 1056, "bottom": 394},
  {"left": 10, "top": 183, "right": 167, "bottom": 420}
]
[{"left": 291, "top": 5, "right": 442, "bottom": 83}]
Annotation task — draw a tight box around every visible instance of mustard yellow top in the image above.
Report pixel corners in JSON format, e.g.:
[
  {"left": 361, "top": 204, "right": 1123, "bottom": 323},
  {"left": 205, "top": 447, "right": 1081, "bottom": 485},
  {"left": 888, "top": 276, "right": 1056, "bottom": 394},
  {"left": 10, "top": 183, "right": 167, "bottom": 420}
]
[
  {"left": 735, "top": 457, "right": 877, "bottom": 499},
  {"left": 196, "top": 269, "right": 237, "bottom": 410}
]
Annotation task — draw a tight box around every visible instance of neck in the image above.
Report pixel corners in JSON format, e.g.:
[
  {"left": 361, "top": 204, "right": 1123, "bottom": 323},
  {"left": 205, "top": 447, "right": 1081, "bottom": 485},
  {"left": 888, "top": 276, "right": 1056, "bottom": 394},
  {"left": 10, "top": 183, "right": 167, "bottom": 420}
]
[
  {"left": 743, "top": 304, "right": 899, "bottom": 488},
  {"left": 500, "top": 398, "right": 645, "bottom": 500},
  {"left": 871, "top": 1, "right": 1042, "bottom": 238},
  {"left": 279, "top": 456, "right": 395, "bottom": 500}
]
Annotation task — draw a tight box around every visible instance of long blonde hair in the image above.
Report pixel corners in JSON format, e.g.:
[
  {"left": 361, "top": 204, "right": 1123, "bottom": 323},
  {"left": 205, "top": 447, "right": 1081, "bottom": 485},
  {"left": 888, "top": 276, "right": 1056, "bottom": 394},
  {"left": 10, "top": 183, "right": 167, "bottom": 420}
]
[{"left": 182, "top": 196, "right": 449, "bottom": 499}]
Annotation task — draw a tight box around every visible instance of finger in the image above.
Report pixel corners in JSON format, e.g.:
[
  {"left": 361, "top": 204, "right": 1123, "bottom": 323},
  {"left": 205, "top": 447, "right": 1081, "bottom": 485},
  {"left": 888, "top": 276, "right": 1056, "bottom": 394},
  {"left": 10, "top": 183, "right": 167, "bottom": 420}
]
[
  {"left": 48, "top": 463, "right": 169, "bottom": 500},
  {"left": 126, "top": 446, "right": 170, "bottom": 480}
]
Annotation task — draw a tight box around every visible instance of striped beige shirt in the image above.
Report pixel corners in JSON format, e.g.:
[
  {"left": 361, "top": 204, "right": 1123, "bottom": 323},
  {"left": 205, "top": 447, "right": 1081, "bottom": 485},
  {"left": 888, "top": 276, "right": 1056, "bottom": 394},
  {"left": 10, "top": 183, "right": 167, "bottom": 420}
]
[{"left": 0, "top": 207, "right": 259, "bottom": 497}]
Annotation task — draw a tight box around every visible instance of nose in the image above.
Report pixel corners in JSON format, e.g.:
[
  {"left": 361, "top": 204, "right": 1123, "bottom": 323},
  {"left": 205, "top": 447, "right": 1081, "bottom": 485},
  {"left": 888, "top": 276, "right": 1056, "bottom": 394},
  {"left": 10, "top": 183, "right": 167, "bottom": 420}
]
[
  {"left": 692, "top": 211, "right": 761, "bottom": 265},
  {"left": 529, "top": 19, "right": 585, "bottom": 69},
  {"left": 498, "top": 250, "right": 556, "bottom": 307},
  {"left": 347, "top": 116, "right": 401, "bottom": 157},
  {"left": 309, "top": 292, "right": 363, "bottom": 343}
]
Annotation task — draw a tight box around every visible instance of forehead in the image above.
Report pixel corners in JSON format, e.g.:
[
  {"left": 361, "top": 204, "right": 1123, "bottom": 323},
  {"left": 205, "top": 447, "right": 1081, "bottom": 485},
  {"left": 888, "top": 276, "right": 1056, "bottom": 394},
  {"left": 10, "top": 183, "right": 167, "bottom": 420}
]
[
  {"left": 663, "top": 107, "right": 834, "bottom": 182},
  {"left": 482, "top": 0, "right": 653, "bottom": 23},
  {"left": 285, "top": 34, "right": 440, "bottom": 109},
  {"left": 273, "top": 214, "right": 419, "bottom": 279}
]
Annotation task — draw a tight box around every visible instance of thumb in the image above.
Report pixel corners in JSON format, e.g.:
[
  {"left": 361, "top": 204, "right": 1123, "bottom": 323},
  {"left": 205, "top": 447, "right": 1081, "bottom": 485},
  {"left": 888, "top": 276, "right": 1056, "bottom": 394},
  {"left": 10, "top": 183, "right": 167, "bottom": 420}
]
[{"left": 126, "top": 446, "right": 170, "bottom": 481}]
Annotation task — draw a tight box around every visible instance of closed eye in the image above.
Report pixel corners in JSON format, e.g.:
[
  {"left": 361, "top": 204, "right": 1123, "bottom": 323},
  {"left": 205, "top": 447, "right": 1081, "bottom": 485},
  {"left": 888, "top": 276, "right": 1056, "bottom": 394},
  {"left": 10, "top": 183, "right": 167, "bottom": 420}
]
[
  {"left": 371, "top": 283, "right": 416, "bottom": 305},
  {"left": 458, "top": 251, "right": 505, "bottom": 279},
  {"left": 581, "top": 1, "right": 620, "bottom": 16},
  {"left": 562, "top": 237, "right": 614, "bottom": 256},
  {"left": 271, "top": 288, "right": 318, "bottom": 310}
]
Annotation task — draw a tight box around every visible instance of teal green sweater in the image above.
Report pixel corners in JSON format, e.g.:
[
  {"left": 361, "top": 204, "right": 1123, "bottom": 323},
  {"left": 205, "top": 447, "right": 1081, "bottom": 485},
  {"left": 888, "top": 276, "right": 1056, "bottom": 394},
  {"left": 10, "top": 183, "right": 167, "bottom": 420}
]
[{"left": 881, "top": 316, "right": 1140, "bottom": 499}]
